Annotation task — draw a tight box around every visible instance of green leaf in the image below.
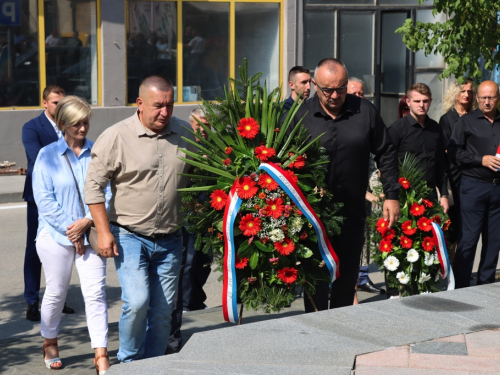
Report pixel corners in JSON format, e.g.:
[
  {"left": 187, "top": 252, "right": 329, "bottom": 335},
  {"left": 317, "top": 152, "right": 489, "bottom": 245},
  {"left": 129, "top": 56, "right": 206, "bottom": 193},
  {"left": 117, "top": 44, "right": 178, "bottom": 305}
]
[
  {"left": 178, "top": 157, "right": 235, "bottom": 179},
  {"left": 215, "top": 220, "right": 223, "bottom": 232},
  {"left": 296, "top": 245, "right": 313, "bottom": 258},
  {"left": 238, "top": 241, "right": 255, "bottom": 258},
  {"left": 177, "top": 185, "right": 216, "bottom": 192},
  {"left": 254, "top": 240, "right": 274, "bottom": 253},
  {"left": 249, "top": 252, "right": 259, "bottom": 269}
]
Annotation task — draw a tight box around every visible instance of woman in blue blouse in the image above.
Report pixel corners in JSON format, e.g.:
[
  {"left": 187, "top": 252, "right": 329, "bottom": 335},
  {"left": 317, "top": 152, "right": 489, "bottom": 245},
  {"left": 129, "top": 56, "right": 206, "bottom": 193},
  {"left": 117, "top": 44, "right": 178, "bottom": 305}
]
[{"left": 33, "top": 96, "right": 111, "bottom": 373}]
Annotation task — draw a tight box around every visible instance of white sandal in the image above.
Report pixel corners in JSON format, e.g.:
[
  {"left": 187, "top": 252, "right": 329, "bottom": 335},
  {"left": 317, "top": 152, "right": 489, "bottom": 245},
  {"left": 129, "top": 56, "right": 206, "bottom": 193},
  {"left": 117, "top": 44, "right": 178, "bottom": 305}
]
[{"left": 43, "top": 341, "right": 62, "bottom": 370}]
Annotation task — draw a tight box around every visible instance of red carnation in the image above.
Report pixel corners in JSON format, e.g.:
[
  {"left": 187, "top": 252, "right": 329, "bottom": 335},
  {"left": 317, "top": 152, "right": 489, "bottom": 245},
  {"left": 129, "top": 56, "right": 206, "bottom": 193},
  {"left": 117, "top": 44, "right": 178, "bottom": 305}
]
[
  {"left": 400, "top": 235, "right": 413, "bottom": 249},
  {"left": 210, "top": 189, "right": 228, "bottom": 210},
  {"left": 258, "top": 173, "right": 279, "bottom": 191},
  {"left": 239, "top": 214, "right": 261, "bottom": 237},
  {"left": 222, "top": 158, "right": 231, "bottom": 166},
  {"left": 299, "top": 231, "right": 308, "bottom": 240},
  {"left": 265, "top": 197, "right": 285, "bottom": 219},
  {"left": 422, "top": 199, "right": 433, "bottom": 208},
  {"left": 288, "top": 153, "right": 306, "bottom": 169},
  {"left": 277, "top": 267, "right": 298, "bottom": 284},
  {"left": 286, "top": 170, "right": 299, "bottom": 183},
  {"left": 376, "top": 218, "right": 390, "bottom": 235},
  {"left": 379, "top": 239, "right": 393, "bottom": 253},
  {"left": 235, "top": 255, "right": 249, "bottom": 269},
  {"left": 399, "top": 177, "right": 411, "bottom": 189},
  {"left": 384, "top": 228, "right": 396, "bottom": 241},
  {"left": 237, "top": 117, "right": 260, "bottom": 139},
  {"left": 432, "top": 215, "right": 441, "bottom": 225},
  {"left": 255, "top": 145, "right": 276, "bottom": 161},
  {"left": 402, "top": 220, "right": 417, "bottom": 236},
  {"left": 237, "top": 176, "right": 258, "bottom": 199},
  {"left": 225, "top": 146, "right": 232, "bottom": 155},
  {"left": 422, "top": 236, "right": 435, "bottom": 251},
  {"left": 274, "top": 237, "right": 295, "bottom": 255},
  {"left": 417, "top": 217, "right": 433, "bottom": 232},
  {"left": 410, "top": 203, "right": 425, "bottom": 217},
  {"left": 443, "top": 219, "right": 451, "bottom": 231}
]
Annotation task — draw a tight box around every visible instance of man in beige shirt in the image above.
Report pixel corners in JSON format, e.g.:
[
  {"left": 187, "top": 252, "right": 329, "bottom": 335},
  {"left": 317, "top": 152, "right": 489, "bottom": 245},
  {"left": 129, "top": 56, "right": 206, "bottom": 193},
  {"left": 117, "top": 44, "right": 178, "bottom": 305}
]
[{"left": 84, "top": 75, "right": 195, "bottom": 362}]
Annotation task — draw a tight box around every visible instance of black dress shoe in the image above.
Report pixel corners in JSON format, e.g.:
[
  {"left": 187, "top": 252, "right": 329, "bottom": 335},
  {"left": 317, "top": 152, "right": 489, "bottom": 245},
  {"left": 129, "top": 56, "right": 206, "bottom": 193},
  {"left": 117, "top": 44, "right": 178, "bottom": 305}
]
[
  {"left": 62, "top": 303, "right": 75, "bottom": 314},
  {"left": 165, "top": 346, "right": 181, "bottom": 355},
  {"left": 358, "top": 281, "right": 386, "bottom": 294},
  {"left": 26, "top": 302, "right": 41, "bottom": 322}
]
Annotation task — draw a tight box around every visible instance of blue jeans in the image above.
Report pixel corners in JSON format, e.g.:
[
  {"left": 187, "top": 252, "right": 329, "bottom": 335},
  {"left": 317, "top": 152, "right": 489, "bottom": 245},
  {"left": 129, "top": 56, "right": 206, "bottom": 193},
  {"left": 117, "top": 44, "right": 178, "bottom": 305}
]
[{"left": 111, "top": 224, "right": 183, "bottom": 362}]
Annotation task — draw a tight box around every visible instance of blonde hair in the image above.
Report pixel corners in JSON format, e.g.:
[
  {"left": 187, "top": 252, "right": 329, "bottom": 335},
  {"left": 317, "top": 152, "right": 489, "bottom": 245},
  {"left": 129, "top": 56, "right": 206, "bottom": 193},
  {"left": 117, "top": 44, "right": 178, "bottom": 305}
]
[
  {"left": 55, "top": 96, "right": 92, "bottom": 131},
  {"left": 442, "top": 79, "right": 477, "bottom": 114}
]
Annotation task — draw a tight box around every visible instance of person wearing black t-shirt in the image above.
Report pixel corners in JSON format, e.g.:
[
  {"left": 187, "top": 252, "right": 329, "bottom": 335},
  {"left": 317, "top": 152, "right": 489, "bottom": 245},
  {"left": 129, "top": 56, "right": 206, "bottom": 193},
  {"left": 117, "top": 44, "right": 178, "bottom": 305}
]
[
  {"left": 290, "top": 58, "right": 400, "bottom": 311},
  {"left": 448, "top": 80, "right": 500, "bottom": 288}
]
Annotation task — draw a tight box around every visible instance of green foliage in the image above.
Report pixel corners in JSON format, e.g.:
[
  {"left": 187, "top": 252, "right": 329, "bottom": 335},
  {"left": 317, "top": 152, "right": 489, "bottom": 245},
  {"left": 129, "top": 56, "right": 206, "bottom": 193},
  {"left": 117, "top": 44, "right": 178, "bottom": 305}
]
[{"left": 396, "top": 0, "right": 500, "bottom": 82}]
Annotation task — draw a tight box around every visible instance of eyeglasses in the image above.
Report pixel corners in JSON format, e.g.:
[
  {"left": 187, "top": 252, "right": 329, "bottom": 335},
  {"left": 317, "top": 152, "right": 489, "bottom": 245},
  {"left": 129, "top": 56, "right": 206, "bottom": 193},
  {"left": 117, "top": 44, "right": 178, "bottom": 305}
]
[
  {"left": 312, "top": 80, "right": 347, "bottom": 96},
  {"left": 477, "top": 95, "right": 498, "bottom": 102}
]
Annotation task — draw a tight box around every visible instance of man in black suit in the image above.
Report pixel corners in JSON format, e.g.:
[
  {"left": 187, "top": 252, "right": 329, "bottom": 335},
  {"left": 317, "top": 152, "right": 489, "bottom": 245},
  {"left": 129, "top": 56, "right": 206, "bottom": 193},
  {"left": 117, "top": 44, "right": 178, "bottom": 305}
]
[{"left": 21, "top": 85, "right": 74, "bottom": 321}]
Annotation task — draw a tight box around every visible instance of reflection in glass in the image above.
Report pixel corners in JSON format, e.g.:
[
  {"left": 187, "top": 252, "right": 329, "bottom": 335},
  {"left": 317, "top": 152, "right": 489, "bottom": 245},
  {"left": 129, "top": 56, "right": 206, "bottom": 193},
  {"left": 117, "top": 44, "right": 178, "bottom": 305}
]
[
  {"left": 415, "top": 72, "right": 443, "bottom": 121},
  {"left": 127, "top": 1, "right": 177, "bottom": 103},
  {"left": 339, "top": 12, "right": 374, "bottom": 96},
  {"left": 183, "top": 2, "right": 229, "bottom": 102},
  {"left": 305, "top": 0, "right": 373, "bottom": 4},
  {"left": 235, "top": 3, "right": 280, "bottom": 89},
  {"left": 0, "top": 0, "right": 39, "bottom": 107},
  {"left": 44, "top": 0, "right": 99, "bottom": 104},
  {"left": 381, "top": 12, "right": 407, "bottom": 94},
  {"left": 304, "top": 10, "right": 335, "bottom": 71},
  {"left": 415, "top": 10, "right": 445, "bottom": 69},
  {"left": 380, "top": 96, "right": 400, "bottom": 127},
  {"left": 379, "top": 0, "right": 419, "bottom": 4}
]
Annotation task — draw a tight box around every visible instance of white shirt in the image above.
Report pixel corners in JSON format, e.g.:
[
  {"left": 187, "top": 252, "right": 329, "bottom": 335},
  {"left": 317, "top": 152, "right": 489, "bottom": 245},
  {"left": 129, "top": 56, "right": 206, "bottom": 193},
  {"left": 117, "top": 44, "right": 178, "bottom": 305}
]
[{"left": 44, "top": 111, "right": 62, "bottom": 138}]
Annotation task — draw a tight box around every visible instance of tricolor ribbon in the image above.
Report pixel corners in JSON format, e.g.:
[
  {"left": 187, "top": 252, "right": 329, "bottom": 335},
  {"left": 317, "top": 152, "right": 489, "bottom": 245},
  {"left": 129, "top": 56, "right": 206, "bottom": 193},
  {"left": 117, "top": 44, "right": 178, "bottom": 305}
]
[
  {"left": 431, "top": 221, "right": 455, "bottom": 290},
  {"left": 222, "top": 162, "right": 339, "bottom": 323}
]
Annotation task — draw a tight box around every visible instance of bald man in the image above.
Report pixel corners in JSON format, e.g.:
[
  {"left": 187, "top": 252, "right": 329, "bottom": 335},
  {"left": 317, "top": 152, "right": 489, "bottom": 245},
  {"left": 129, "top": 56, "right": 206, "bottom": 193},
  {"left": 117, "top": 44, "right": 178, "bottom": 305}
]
[
  {"left": 290, "top": 58, "right": 400, "bottom": 311},
  {"left": 448, "top": 80, "right": 500, "bottom": 289}
]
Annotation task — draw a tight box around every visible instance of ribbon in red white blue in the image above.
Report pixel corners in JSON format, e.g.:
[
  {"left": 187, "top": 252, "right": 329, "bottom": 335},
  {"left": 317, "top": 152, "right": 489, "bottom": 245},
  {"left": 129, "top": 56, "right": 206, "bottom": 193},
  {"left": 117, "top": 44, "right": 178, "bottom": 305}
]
[{"left": 431, "top": 221, "right": 455, "bottom": 290}]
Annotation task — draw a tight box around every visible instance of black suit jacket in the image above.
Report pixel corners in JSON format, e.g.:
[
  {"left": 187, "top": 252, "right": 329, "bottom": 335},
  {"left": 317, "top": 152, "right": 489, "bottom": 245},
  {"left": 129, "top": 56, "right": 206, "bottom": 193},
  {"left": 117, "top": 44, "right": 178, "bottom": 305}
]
[{"left": 21, "top": 112, "right": 59, "bottom": 202}]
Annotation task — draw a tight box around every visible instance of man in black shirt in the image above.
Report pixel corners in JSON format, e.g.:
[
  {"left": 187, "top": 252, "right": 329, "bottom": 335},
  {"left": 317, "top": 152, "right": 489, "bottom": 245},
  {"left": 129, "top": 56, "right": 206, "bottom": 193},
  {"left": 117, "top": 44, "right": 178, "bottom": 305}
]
[
  {"left": 290, "top": 58, "right": 400, "bottom": 311},
  {"left": 448, "top": 80, "right": 500, "bottom": 288},
  {"left": 283, "top": 66, "right": 311, "bottom": 111},
  {"left": 388, "top": 83, "right": 449, "bottom": 209}
]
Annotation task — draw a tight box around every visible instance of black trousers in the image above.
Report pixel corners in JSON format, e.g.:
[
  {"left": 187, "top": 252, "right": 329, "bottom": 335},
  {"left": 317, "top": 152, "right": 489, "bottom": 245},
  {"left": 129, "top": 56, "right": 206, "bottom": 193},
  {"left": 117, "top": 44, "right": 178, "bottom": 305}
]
[
  {"left": 304, "top": 216, "right": 365, "bottom": 312},
  {"left": 453, "top": 176, "right": 500, "bottom": 288}
]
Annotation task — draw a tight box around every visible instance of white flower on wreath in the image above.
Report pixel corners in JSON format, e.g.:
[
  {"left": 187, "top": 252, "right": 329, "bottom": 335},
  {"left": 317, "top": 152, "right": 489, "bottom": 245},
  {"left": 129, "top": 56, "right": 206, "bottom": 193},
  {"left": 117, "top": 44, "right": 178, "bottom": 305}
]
[
  {"left": 418, "top": 272, "right": 431, "bottom": 284},
  {"left": 396, "top": 271, "right": 410, "bottom": 284},
  {"left": 424, "top": 252, "right": 435, "bottom": 266},
  {"left": 269, "top": 228, "right": 285, "bottom": 242},
  {"left": 435, "top": 270, "right": 441, "bottom": 282},
  {"left": 384, "top": 256, "right": 400, "bottom": 271},
  {"left": 406, "top": 249, "right": 419, "bottom": 263}
]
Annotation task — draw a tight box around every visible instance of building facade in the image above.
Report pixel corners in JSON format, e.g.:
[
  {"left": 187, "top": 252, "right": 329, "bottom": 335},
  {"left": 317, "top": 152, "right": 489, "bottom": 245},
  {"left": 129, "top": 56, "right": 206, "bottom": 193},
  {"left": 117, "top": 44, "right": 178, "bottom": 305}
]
[{"left": 1, "top": 0, "right": 449, "bottom": 167}]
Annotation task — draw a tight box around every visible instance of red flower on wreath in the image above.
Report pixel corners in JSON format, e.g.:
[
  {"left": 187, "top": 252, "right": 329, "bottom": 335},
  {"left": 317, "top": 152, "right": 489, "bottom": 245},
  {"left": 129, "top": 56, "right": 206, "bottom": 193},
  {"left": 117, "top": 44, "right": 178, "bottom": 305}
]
[
  {"left": 286, "top": 170, "right": 299, "bottom": 183},
  {"left": 258, "top": 173, "right": 279, "bottom": 191},
  {"left": 265, "top": 197, "right": 285, "bottom": 219},
  {"left": 431, "top": 215, "right": 441, "bottom": 225},
  {"left": 399, "top": 177, "right": 411, "bottom": 189},
  {"left": 384, "top": 228, "right": 396, "bottom": 241},
  {"left": 410, "top": 203, "right": 425, "bottom": 217},
  {"left": 379, "top": 239, "right": 393, "bottom": 253},
  {"left": 237, "top": 176, "right": 258, "bottom": 199},
  {"left": 422, "top": 236, "right": 435, "bottom": 251},
  {"left": 210, "top": 189, "right": 228, "bottom": 210},
  {"left": 239, "top": 214, "right": 261, "bottom": 237},
  {"left": 222, "top": 158, "right": 231, "bottom": 166},
  {"left": 235, "top": 255, "right": 249, "bottom": 269},
  {"left": 376, "top": 218, "right": 390, "bottom": 235},
  {"left": 255, "top": 145, "right": 276, "bottom": 161},
  {"left": 237, "top": 117, "right": 260, "bottom": 139},
  {"left": 277, "top": 267, "right": 298, "bottom": 284},
  {"left": 274, "top": 237, "right": 295, "bottom": 255},
  {"left": 288, "top": 153, "right": 306, "bottom": 169},
  {"left": 443, "top": 219, "right": 451, "bottom": 231},
  {"left": 225, "top": 146, "right": 232, "bottom": 155},
  {"left": 400, "top": 235, "right": 413, "bottom": 249},
  {"left": 422, "top": 199, "right": 433, "bottom": 208},
  {"left": 402, "top": 220, "right": 417, "bottom": 236},
  {"left": 417, "top": 217, "right": 433, "bottom": 232}
]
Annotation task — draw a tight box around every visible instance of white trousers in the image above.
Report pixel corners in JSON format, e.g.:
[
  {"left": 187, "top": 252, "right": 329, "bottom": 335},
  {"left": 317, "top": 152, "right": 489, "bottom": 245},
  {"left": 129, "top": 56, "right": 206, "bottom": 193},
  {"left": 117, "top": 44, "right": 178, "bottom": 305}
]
[{"left": 36, "top": 227, "right": 108, "bottom": 348}]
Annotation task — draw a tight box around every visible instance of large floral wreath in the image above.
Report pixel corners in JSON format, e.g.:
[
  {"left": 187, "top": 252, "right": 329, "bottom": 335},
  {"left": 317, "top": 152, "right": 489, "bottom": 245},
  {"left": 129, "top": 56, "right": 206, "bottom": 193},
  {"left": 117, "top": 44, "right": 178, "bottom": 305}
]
[{"left": 178, "top": 61, "right": 343, "bottom": 319}]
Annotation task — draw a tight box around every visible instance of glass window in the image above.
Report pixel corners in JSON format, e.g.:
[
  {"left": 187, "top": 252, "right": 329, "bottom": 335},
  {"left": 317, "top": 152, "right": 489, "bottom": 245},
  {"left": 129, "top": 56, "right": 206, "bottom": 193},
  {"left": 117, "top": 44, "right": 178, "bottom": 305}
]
[
  {"left": 381, "top": 12, "right": 408, "bottom": 94},
  {"left": 339, "top": 12, "right": 374, "bottom": 96},
  {"left": 44, "top": 0, "right": 99, "bottom": 104},
  {"left": 415, "top": 10, "right": 445, "bottom": 69},
  {"left": 415, "top": 72, "right": 443, "bottom": 122},
  {"left": 0, "top": 0, "right": 39, "bottom": 107},
  {"left": 183, "top": 2, "right": 229, "bottom": 102},
  {"left": 235, "top": 3, "right": 280, "bottom": 89},
  {"left": 305, "top": 0, "right": 373, "bottom": 3},
  {"left": 126, "top": 1, "right": 177, "bottom": 103},
  {"left": 378, "top": 0, "right": 419, "bottom": 4},
  {"left": 304, "top": 10, "right": 335, "bottom": 71},
  {"left": 380, "top": 96, "right": 400, "bottom": 127}
]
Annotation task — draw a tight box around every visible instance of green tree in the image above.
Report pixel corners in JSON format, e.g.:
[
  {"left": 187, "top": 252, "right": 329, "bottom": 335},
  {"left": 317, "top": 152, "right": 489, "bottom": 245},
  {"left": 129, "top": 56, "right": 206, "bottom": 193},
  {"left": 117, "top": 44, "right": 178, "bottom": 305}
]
[{"left": 396, "top": 0, "right": 500, "bottom": 83}]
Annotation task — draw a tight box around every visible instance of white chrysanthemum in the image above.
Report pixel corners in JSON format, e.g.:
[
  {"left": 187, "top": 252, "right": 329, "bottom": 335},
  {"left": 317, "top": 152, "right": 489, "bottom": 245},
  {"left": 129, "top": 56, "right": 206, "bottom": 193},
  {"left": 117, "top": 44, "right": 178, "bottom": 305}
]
[
  {"left": 396, "top": 271, "right": 410, "bottom": 284},
  {"left": 288, "top": 216, "right": 304, "bottom": 235},
  {"left": 435, "top": 270, "right": 441, "bottom": 282},
  {"left": 424, "top": 252, "right": 435, "bottom": 266},
  {"left": 269, "top": 228, "right": 285, "bottom": 242},
  {"left": 384, "top": 256, "right": 400, "bottom": 271},
  {"left": 406, "top": 249, "right": 419, "bottom": 263},
  {"left": 418, "top": 272, "right": 431, "bottom": 284}
]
